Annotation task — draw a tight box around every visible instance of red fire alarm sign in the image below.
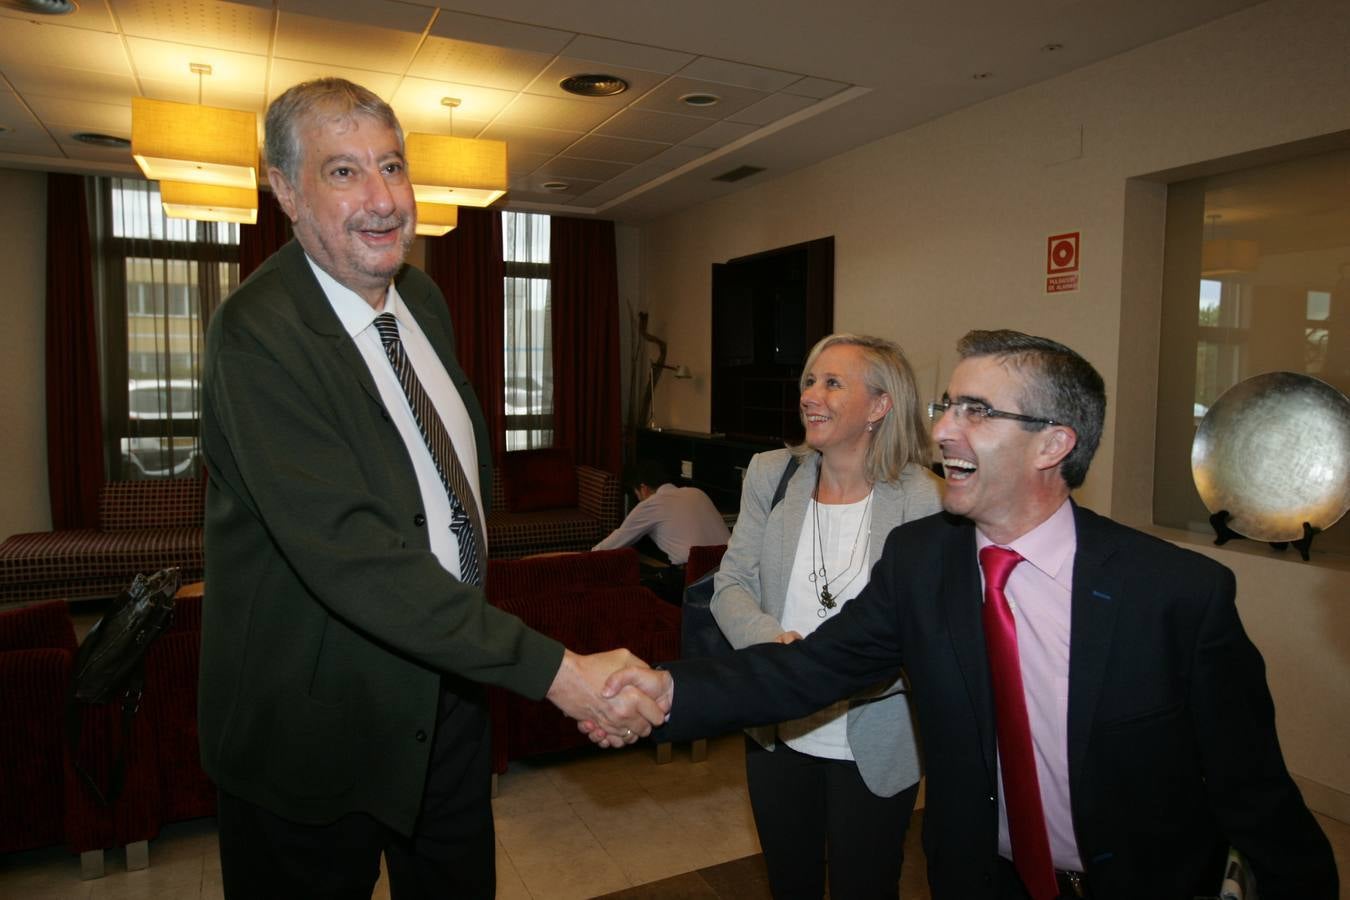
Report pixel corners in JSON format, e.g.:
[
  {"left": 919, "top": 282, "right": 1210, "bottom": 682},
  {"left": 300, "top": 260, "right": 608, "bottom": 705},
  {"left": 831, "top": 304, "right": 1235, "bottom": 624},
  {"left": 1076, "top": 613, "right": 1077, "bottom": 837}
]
[{"left": 1046, "top": 231, "right": 1080, "bottom": 293}]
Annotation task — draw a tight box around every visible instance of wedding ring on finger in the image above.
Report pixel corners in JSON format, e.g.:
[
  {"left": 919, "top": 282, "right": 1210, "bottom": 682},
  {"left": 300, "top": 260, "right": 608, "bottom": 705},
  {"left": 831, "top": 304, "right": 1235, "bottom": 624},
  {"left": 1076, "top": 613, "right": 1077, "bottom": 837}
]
[{"left": 624, "top": 727, "right": 634, "bottom": 740}]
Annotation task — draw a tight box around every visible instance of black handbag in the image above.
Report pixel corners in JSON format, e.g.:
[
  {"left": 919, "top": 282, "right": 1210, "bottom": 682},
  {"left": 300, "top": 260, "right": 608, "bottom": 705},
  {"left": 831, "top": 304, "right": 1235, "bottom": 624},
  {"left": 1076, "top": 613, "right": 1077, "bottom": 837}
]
[
  {"left": 680, "top": 457, "right": 799, "bottom": 659},
  {"left": 66, "top": 567, "right": 180, "bottom": 804}
]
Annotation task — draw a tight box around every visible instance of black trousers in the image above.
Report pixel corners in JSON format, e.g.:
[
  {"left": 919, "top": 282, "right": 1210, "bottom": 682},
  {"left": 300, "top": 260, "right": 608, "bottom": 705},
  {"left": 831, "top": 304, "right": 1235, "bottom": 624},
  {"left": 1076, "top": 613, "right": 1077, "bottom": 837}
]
[
  {"left": 744, "top": 736, "right": 920, "bottom": 900},
  {"left": 218, "top": 685, "right": 495, "bottom": 900}
]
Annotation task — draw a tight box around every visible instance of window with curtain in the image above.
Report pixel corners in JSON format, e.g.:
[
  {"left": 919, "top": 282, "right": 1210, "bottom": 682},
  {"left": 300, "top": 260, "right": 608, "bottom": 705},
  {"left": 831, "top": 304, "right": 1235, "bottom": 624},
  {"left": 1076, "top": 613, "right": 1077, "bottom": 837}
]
[
  {"left": 90, "top": 177, "right": 240, "bottom": 479},
  {"left": 502, "top": 211, "right": 553, "bottom": 450}
]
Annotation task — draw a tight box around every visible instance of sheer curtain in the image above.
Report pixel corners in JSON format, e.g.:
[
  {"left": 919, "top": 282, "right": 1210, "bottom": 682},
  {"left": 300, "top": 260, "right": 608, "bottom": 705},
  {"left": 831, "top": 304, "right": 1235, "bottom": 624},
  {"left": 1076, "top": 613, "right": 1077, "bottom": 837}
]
[
  {"left": 502, "top": 211, "right": 553, "bottom": 450},
  {"left": 90, "top": 177, "right": 239, "bottom": 480}
]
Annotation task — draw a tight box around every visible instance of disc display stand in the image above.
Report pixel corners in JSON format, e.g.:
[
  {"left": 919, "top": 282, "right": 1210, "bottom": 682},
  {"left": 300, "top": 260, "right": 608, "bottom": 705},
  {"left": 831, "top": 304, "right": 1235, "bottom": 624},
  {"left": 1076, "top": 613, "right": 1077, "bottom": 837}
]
[{"left": 1209, "top": 511, "right": 1320, "bottom": 561}]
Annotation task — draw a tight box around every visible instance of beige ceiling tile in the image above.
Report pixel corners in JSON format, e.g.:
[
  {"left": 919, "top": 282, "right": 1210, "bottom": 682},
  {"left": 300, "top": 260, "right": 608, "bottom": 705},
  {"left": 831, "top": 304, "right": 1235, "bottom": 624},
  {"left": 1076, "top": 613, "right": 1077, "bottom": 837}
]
[
  {"left": 781, "top": 76, "right": 850, "bottom": 99},
  {"left": 679, "top": 58, "right": 800, "bottom": 92},
  {"left": 408, "top": 36, "right": 552, "bottom": 91},
  {"left": 633, "top": 77, "right": 766, "bottom": 120},
  {"left": 511, "top": 174, "right": 602, "bottom": 199},
  {"left": 507, "top": 149, "right": 552, "bottom": 179},
  {"left": 523, "top": 58, "right": 669, "bottom": 107},
  {"left": 641, "top": 144, "right": 711, "bottom": 174},
  {"left": 0, "top": 135, "right": 66, "bottom": 158},
  {"left": 267, "top": 59, "right": 400, "bottom": 103},
  {"left": 594, "top": 108, "right": 709, "bottom": 144},
  {"left": 6, "top": 66, "right": 138, "bottom": 109},
  {"left": 479, "top": 122, "right": 583, "bottom": 157},
  {"left": 682, "top": 120, "right": 759, "bottom": 149},
  {"left": 0, "top": 90, "right": 41, "bottom": 127},
  {"left": 728, "top": 92, "right": 818, "bottom": 126},
  {"left": 274, "top": 10, "right": 421, "bottom": 73},
  {"left": 113, "top": 0, "right": 273, "bottom": 55},
  {"left": 278, "top": 0, "right": 433, "bottom": 32},
  {"left": 23, "top": 95, "right": 131, "bottom": 134},
  {"left": 535, "top": 157, "right": 631, "bottom": 182},
  {"left": 137, "top": 77, "right": 266, "bottom": 117},
  {"left": 560, "top": 35, "right": 693, "bottom": 74},
  {"left": 391, "top": 77, "right": 517, "bottom": 126},
  {"left": 0, "top": 18, "right": 131, "bottom": 74},
  {"left": 0, "top": 0, "right": 117, "bottom": 32},
  {"left": 567, "top": 134, "right": 667, "bottom": 165},
  {"left": 495, "top": 94, "right": 616, "bottom": 132},
  {"left": 428, "top": 9, "right": 573, "bottom": 55},
  {"left": 127, "top": 37, "right": 268, "bottom": 100}
]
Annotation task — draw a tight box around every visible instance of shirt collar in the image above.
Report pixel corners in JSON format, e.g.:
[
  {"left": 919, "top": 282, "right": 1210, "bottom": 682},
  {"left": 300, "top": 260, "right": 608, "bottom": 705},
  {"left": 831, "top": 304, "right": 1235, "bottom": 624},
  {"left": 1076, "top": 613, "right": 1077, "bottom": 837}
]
[
  {"left": 305, "top": 253, "right": 402, "bottom": 339},
  {"left": 976, "top": 498, "right": 1076, "bottom": 587}
]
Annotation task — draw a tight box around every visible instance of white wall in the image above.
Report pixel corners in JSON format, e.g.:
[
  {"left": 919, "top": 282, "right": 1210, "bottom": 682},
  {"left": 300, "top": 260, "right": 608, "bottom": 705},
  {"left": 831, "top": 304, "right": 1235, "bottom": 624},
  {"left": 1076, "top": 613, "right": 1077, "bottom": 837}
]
[
  {"left": 0, "top": 169, "right": 50, "bottom": 539},
  {"left": 637, "top": 0, "right": 1350, "bottom": 817}
]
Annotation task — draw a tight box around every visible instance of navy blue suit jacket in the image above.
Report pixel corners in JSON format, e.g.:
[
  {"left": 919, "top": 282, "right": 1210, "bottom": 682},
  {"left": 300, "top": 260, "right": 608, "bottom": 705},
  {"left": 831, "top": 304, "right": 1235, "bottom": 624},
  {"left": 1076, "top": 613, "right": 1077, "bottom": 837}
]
[{"left": 658, "top": 504, "right": 1337, "bottom": 899}]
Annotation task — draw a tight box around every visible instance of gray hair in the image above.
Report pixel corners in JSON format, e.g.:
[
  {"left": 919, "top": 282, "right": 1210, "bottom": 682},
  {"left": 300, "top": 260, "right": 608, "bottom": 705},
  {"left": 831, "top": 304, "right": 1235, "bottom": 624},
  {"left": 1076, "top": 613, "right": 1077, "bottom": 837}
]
[
  {"left": 791, "top": 332, "right": 931, "bottom": 484},
  {"left": 265, "top": 78, "right": 403, "bottom": 184},
  {"left": 955, "top": 329, "right": 1105, "bottom": 489}
]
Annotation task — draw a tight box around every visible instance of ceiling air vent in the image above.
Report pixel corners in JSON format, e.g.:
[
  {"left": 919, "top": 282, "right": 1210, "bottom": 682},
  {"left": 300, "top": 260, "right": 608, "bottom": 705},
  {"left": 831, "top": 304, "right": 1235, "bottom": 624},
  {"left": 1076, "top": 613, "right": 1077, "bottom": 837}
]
[
  {"left": 73, "top": 132, "right": 130, "bottom": 148},
  {"left": 712, "top": 165, "right": 765, "bottom": 183},
  {"left": 559, "top": 74, "right": 629, "bottom": 97},
  {"left": 0, "top": 0, "right": 77, "bottom": 13}
]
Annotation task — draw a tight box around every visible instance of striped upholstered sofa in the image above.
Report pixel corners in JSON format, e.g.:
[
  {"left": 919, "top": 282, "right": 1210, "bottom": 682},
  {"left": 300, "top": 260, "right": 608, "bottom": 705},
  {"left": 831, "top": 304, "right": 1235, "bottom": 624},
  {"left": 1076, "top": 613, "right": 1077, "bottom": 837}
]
[
  {"left": 0, "top": 479, "right": 205, "bottom": 605},
  {"left": 485, "top": 451, "right": 622, "bottom": 559}
]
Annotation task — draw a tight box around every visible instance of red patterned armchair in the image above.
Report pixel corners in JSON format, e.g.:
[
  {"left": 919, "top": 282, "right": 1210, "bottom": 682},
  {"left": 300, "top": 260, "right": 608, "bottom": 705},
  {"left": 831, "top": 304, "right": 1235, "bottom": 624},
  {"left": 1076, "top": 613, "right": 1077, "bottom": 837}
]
[{"left": 485, "top": 548, "right": 681, "bottom": 774}]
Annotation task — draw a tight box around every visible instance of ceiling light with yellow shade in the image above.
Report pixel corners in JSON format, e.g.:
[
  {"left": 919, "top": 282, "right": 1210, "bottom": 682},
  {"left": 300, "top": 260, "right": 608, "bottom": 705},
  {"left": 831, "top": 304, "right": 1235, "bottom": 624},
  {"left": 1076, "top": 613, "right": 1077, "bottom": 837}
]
[
  {"left": 159, "top": 181, "right": 258, "bottom": 225},
  {"left": 415, "top": 201, "right": 459, "bottom": 237},
  {"left": 131, "top": 63, "right": 259, "bottom": 191},
  {"left": 405, "top": 98, "right": 507, "bottom": 208}
]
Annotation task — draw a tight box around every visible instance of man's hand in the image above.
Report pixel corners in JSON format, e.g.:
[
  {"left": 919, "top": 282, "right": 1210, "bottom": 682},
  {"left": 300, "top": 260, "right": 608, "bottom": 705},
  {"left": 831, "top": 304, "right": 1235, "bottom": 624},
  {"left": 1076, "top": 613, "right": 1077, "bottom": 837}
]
[
  {"left": 546, "top": 649, "right": 666, "bottom": 748},
  {"left": 775, "top": 630, "right": 803, "bottom": 644}
]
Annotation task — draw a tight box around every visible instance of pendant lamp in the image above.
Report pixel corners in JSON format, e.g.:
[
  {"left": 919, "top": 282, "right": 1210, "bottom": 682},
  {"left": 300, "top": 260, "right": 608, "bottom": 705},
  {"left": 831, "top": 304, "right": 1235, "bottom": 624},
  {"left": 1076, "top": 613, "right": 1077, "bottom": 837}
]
[
  {"left": 415, "top": 201, "right": 459, "bottom": 237},
  {"left": 159, "top": 181, "right": 258, "bottom": 225},
  {"left": 405, "top": 98, "right": 507, "bottom": 208},
  {"left": 132, "top": 64, "right": 258, "bottom": 190}
]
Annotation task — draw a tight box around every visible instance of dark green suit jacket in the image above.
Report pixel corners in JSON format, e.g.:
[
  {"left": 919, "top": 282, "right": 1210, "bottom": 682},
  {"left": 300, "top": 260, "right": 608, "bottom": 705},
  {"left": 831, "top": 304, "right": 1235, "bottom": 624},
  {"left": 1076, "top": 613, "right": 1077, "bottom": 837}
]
[{"left": 199, "top": 240, "right": 563, "bottom": 834}]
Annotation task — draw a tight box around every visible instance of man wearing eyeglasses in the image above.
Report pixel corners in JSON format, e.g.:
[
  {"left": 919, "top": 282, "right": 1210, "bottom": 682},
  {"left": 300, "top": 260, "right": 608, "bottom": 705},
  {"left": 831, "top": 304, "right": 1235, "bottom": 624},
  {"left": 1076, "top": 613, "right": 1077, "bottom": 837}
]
[{"left": 600, "top": 329, "right": 1336, "bottom": 899}]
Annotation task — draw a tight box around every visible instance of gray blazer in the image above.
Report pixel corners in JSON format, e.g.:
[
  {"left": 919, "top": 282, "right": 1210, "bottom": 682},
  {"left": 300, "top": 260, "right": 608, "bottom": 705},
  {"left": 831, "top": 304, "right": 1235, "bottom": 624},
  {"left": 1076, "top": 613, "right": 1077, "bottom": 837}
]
[{"left": 711, "top": 447, "right": 942, "bottom": 797}]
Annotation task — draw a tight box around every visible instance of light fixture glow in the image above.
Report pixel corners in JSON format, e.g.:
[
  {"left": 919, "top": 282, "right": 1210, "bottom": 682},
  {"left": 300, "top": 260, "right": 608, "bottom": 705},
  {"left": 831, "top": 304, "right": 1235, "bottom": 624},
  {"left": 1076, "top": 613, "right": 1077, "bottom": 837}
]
[
  {"left": 414, "top": 201, "right": 459, "bottom": 237},
  {"left": 404, "top": 97, "right": 508, "bottom": 209},
  {"left": 159, "top": 180, "right": 257, "bottom": 224},
  {"left": 132, "top": 97, "right": 258, "bottom": 190},
  {"left": 406, "top": 133, "right": 507, "bottom": 207},
  {"left": 1202, "top": 239, "right": 1260, "bottom": 275}
]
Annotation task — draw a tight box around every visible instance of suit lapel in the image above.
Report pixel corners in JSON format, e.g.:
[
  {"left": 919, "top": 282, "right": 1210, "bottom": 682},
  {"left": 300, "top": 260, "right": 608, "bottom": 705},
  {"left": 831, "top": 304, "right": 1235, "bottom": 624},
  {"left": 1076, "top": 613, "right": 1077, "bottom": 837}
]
[
  {"left": 944, "top": 521, "right": 998, "bottom": 780},
  {"left": 1066, "top": 504, "right": 1123, "bottom": 794},
  {"left": 273, "top": 241, "right": 386, "bottom": 411}
]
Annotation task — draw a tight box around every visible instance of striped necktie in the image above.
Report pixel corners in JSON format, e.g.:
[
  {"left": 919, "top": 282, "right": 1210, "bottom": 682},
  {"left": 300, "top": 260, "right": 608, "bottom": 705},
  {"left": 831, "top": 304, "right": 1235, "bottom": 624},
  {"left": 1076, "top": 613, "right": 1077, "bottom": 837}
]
[
  {"left": 373, "top": 312, "right": 485, "bottom": 586},
  {"left": 980, "top": 544, "right": 1058, "bottom": 900}
]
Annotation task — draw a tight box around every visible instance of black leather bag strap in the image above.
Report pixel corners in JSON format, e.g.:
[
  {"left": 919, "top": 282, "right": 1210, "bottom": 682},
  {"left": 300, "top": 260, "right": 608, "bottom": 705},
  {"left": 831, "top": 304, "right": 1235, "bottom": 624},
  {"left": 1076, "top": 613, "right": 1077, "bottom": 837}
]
[{"left": 769, "top": 455, "right": 800, "bottom": 512}]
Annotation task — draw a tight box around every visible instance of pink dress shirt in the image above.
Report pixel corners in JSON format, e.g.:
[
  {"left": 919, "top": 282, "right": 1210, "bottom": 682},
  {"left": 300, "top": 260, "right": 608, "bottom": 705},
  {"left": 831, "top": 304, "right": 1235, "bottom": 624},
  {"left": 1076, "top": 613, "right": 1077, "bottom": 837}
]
[{"left": 976, "top": 498, "right": 1082, "bottom": 872}]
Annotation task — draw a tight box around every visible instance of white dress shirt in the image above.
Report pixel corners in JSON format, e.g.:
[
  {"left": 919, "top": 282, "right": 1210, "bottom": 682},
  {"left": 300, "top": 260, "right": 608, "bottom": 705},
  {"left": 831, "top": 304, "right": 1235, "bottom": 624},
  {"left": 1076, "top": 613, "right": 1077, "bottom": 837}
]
[{"left": 307, "top": 256, "right": 483, "bottom": 580}]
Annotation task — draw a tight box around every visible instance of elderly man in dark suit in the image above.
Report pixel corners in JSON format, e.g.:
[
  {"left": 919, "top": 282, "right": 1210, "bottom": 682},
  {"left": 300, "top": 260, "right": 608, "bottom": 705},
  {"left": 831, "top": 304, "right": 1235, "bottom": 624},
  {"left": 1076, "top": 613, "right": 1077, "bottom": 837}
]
[
  {"left": 600, "top": 330, "right": 1337, "bottom": 899},
  {"left": 200, "top": 78, "right": 661, "bottom": 899}
]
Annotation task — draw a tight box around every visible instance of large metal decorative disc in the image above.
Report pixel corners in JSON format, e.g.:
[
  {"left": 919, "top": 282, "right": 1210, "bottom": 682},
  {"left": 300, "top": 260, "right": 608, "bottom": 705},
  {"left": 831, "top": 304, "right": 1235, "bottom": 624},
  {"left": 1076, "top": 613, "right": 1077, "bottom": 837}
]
[{"left": 1191, "top": 372, "right": 1350, "bottom": 541}]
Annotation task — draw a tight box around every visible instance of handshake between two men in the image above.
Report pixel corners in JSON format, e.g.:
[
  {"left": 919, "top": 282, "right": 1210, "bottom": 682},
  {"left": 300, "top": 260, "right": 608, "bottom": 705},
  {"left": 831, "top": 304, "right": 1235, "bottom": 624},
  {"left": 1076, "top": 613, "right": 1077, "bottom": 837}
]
[{"left": 546, "top": 650, "right": 676, "bottom": 747}]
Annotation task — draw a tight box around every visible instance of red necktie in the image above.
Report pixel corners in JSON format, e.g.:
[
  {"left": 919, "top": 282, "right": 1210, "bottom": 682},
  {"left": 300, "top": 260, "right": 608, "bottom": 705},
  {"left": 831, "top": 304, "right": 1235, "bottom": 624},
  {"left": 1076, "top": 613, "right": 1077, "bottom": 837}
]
[{"left": 980, "top": 545, "right": 1059, "bottom": 900}]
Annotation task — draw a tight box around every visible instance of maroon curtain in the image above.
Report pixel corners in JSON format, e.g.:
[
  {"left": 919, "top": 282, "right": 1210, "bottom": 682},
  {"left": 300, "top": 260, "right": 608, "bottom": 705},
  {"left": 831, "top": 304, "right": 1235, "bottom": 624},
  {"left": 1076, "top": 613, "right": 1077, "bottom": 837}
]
[
  {"left": 45, "top": 174, "right": 104, "bottom": 528},
  {"left": 425, "top": 208, "right": 506, "bottom": 463},
  {"left": 238, "top": 192, "right": 291, "bottom": 281},
  {"left": 550, "top": 217, "right": 622, "bottom": 474}
]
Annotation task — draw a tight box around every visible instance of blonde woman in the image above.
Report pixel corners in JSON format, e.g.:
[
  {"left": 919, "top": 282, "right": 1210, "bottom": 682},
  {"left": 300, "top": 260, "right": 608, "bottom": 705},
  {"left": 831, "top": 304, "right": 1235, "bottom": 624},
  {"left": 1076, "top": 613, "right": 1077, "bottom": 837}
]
[{"left": 712, "top": 333, "right": 941, "bottom": 898}]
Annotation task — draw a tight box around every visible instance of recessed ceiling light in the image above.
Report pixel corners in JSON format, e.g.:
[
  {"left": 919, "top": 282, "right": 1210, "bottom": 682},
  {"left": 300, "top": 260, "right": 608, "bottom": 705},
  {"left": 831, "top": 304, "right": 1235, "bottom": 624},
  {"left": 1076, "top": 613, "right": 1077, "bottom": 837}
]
[
  {"left": 73, "top": 132, "right": 130, "bottom": 148},
  {"left": 680, "top": 93, "right": 721, "bottom": 108},
  {"left": 1041, "top": 42, "right": 1064, "bottom": 53},
  {"left": 0, "top": 125, "right": 11, "bottom": 134},
  {"left": 542, "top": 181, "right": 570, "bottom": 192},
  {"left": 971, "top": 72, "right": 994, "bottom": 80},
  {"left": 560, "top": 74, "right": 629, "bottom": 98},
  {"left": 0, "top": 0, "right": 78, "bottom": 14}
]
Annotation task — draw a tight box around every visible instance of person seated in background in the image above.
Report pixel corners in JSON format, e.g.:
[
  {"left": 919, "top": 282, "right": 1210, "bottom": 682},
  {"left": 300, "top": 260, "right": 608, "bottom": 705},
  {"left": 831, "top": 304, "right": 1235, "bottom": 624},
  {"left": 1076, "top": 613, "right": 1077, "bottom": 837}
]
[{"left": 593, "top": 459, "right": 731, "bottom": 602}]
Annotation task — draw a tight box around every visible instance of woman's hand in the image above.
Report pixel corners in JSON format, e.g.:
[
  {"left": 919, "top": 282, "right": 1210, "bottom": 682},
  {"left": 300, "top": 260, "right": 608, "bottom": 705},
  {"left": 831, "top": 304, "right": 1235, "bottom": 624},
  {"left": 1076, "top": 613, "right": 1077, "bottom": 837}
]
[{"left": 774, "top": 630, "right": 803, "bottom": 644}]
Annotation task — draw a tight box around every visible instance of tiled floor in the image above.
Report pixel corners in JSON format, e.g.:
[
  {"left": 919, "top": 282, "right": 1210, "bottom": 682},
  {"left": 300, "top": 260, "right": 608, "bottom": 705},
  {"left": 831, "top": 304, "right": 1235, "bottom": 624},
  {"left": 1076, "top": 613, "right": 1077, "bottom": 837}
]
[{"left": 2, "top": 734, "right": 1347, "bottom": 899}]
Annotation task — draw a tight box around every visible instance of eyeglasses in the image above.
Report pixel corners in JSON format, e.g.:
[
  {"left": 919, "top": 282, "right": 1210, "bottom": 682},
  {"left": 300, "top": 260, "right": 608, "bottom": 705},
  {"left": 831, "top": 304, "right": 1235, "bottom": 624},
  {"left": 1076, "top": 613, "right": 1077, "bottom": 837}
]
[{"left": 927, "top": 399, "right": 1061, "bottom": 427}]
